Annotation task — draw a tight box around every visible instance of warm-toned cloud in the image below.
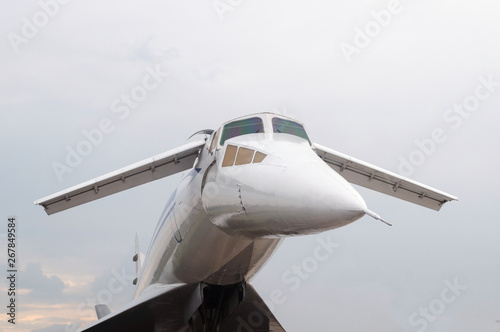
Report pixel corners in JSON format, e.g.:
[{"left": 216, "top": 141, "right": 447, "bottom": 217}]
[
  {"left": 10, "top": 258, "right": 135, "bottom": 331},
  {"left": 20, "top": 263, "right": 67, "bottom": 303}
]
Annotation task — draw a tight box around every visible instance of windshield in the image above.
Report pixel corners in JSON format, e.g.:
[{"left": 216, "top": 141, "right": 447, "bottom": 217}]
[
  {"left": 220, "top": 117, "right": 264, "bottom": 145},
  {"left": 272, "top": 118, "right": 311, "bottom": 144}
]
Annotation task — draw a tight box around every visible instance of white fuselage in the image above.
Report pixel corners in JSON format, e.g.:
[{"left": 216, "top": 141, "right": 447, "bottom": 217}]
[
  {"left": 134, "top": 114, "right": 367, "bottom": 298},
  {"left": 34, "top": 112, "right": 456, "bottom": 332}
]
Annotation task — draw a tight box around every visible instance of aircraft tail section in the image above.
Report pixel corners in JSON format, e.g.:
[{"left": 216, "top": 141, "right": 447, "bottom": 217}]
[{"left": 94, "top": 304, "right": 111, "bottom": 320}]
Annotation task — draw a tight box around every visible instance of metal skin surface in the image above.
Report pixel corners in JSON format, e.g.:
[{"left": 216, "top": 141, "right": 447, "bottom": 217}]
[
  {"left": 134, "top": 113, "right": 367, "bottom": 299},
  {"left": 35, "top": 112, "right": 456, "bottom": 331}
]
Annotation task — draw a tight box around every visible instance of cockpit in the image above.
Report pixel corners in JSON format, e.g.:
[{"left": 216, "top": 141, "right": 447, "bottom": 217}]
[
  {"left": 215, "top": 114, "right": 311, "bottom": 146},
  {"left": 209, "top": 113, "right": 312, "bottom": 167},
  {"left": 270, "top": 117, "right": 311, "bottom": 145}
]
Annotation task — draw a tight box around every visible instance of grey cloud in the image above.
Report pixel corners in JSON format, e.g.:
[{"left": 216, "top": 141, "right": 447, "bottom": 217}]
[
  {"left": 20, "top": 263, "right": 67, "bottom": 303},
  {"left": 1, "top": 1, "right": 499, "bottom": 331},
  {"left": 32, "top": 323, "right": 73, "bottom": 332}
]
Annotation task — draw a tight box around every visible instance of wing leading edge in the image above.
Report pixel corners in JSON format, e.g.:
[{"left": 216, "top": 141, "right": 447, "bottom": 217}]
[
  {"left": 35, "top": 140, "right": 205, "bottom": 215},
  {"left": 314, "top": 143, "right": 457, "bottom": 211}
]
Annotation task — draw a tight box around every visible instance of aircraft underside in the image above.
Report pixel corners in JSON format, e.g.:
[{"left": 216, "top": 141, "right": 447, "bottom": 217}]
[
  {"left": 35, "top": 112, "right": 456, "bottom": 332},
  {"left": 189, "top": 282, "right": 285, "bottom": 332},
  {"left": 78, "top": 281, "right": 285, "bottom": 332}
]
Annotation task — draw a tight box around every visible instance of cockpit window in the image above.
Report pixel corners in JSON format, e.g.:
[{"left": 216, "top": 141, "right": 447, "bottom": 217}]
[
  {"left": 220, "top": 117, "right": 264, "bottom": 145},
  {"left": 272, "top": 118, "right": 311, "bottom": 144},
  {"left": 253, "top": 151, "right": 267, "bottom": 163},
  {"left": 222, "top": 144, "right": 267, "bottom": 167},
  {"left": 222, "top": 145, "right": 238, "bottom": 167},
  {"left": 235, "top": 147, "right": 254, "bottom": 165}
]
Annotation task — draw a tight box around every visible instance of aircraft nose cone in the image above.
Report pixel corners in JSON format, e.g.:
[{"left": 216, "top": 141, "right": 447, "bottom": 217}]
[
  {"left": 263, "top": 161, "right": 367, "bottom": 234},
  {"left": 202, "top": 156, "right": 368, "bottom": 237},
  {"left": 204, "top": 160, "right": 368, "bottom": 237}
]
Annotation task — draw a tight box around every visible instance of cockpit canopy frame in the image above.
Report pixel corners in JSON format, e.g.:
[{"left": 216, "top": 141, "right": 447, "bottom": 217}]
[{"left": 217, "top": 113, "right": 311, "bottom": 147}]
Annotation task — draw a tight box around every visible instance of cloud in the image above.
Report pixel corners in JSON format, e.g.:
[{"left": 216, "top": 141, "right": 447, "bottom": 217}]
[
  {"left": 20, "top": 263, "right": 67, "bottom": 303},
  {"left": 85, "top": 258, "right": 136, "bottom": 311},
  {"left": 32, "top": 323, "right": 72, "bottom": 332},
  {"left": 1, "top": 0, "right": 499, "bottom": 331}
]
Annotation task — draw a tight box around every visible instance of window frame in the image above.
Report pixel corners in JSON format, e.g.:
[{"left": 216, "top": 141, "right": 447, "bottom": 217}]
[
  {"left": 271, "top": 117, "right": 311, "bottom": 145},
  {"left": 209, "top": 130, "right": 220, "bottom": 152},
  {"left": 219, "top": 117, "right": 264, "bottom": 145}
]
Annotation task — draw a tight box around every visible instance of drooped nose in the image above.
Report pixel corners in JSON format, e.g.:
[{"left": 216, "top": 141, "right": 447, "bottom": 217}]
[
  {"left": 249, "top": 161, "right": 367, "bottom": 235},
  {"left": 203, "top": 159, "right": 367, "bottom": 237}
]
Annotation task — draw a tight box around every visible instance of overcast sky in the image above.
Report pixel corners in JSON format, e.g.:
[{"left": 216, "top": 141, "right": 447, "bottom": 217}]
[{"left": 1, "top": 0, "right": 500, "bottom": 331}]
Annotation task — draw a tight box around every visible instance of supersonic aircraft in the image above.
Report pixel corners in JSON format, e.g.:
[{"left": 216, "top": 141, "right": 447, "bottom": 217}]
[{"left": 35, "top": 113, "right": 457, "bottom": 332}]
